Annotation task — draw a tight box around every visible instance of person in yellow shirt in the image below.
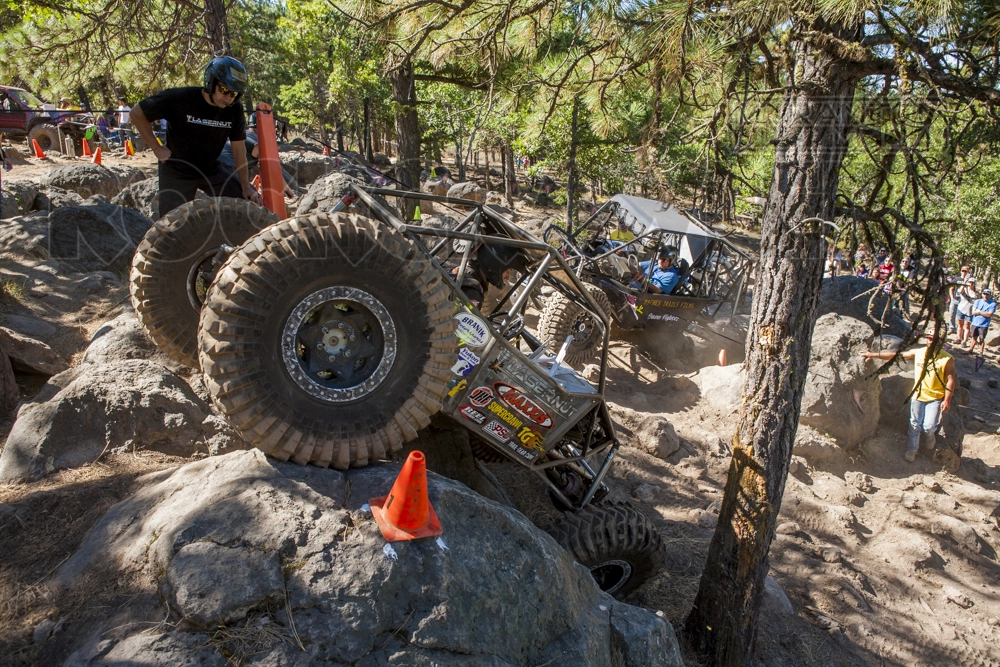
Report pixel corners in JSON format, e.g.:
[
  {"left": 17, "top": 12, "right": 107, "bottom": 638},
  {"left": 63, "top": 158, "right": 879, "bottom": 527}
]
[
  {"left": 862, "top": 333, "right": 956, "bottom": 461},
  {"left": 609, "top": 220, "right": 634, "bottom": 243}
]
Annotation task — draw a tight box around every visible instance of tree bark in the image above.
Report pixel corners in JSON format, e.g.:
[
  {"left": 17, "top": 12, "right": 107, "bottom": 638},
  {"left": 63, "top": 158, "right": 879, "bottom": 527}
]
[
  {"left": 0, "top": 344, "right": 19, "bottom": 418},
  {"left": 566, "top": 96, "right": 580, "bottom": 234},
  {"left": 363, "top": 97, "right": 374, "bottom": 163},
  {"left": 203, "top": 0, "right": 231, "bottom": 55},
  {"left": 684, "top": 22, "right": 860, "bottom": 666},
  {"left": 391, "top": 59, "right": 421, "bottom": 219},
  {"left": 503, "top": 141, "right": 516, "bottom": 206}
]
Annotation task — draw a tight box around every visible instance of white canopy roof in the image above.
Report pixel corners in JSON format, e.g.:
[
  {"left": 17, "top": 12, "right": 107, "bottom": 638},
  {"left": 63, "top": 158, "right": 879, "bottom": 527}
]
[{"left": 610, "top": 195, "right": 718, "bottom": 238}]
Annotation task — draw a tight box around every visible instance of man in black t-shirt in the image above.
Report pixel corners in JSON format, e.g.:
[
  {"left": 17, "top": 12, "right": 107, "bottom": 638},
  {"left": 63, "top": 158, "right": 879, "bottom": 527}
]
[{"left": 131, "top": 56, "right": 262, "bottom": 217}]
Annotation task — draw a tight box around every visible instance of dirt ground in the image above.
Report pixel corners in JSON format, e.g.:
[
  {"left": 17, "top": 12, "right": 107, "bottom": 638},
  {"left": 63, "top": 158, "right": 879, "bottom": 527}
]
[{"left": 0, "top": 149, "right": 998, "bottom": 666}]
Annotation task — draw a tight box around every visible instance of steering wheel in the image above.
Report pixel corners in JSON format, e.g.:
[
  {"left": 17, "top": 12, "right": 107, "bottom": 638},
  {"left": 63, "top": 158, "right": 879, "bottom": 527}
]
[{"left": 627, "top": 254, "right": 639, "bottom": 274}]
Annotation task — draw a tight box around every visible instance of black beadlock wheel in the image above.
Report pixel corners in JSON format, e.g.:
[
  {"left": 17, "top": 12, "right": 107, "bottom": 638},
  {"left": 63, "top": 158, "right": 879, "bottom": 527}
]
[
  {"left": 546, "top": 501, "right": 664, "bottom": 599},
  {"left": 537, "top": 283, "right": 611, "bottom": 365},
  {"left": 28, "top": 123, "right": 59, "bottom": 152},
  {"left": 198, "top": 212, "right": 456, "bottom": 469},
  {"left": 130, "top": 197, "right": 281, "bottom": 367}
]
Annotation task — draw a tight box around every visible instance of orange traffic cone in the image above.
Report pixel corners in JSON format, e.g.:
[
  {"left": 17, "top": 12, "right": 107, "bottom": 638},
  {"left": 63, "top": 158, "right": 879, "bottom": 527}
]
[
  {"left": 81, "top": 139, "right": 91, "bottom": 157},
  {"left": 31, "top": 139, "right": 46, "bottom": 159},
  {"left": 322, "top": 145, "right": 330, "bottom": 156},
  {"left": 251, "top": 174, "right": 261, "bottom": 193},
  {"left": 125, "top": 140, "right": 134, "bottom": 156},
  {"left": 369, "top": 450, "right": 443, "bottom": 542},
  {"left": 91, "top": 147, "right": 102, "bottom": 165},
  {"left": 718, "top": 348, "right": 728, "bottom": 367}
]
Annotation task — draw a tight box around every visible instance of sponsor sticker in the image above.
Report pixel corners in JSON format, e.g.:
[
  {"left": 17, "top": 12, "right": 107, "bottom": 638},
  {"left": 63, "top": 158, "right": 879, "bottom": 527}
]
[
  {"left": 482, "top": 420, "right": 512, "bottom": 443},
  {"left": 486, "top": 401, "right": 523, "bottom": 429},
  {"left": 459, "top": 405, "right": 487, "bottom": 425},
  {"left": 447, "top": 379, "right": 468, "bottom": 398},
  {"left": 494, "top": 383, "right": 554, "bottom": 428},
  {"left": 469, "top": 386, "right": 493, "bottom": 407},
  {"left": 496, "top": 350, "right": 576, "bottom": 418},
  {"left": 452, "top": 359, "right": 475, "bottom": 376},
  {"left": 504, "top": 440, "right": 536, "bottom": 462},
  {"left": 516, "top": 425, "right": 546, "bottom": 452},
  {"left": 646, "top": 313, "right": 680, "bottom": 322},
  {"left": 455, "top": 312, "right": 492, "bottom": 348}
]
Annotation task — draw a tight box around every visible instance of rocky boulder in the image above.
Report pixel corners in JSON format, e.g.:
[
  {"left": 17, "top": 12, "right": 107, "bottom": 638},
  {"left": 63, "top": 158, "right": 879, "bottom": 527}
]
[
  {"left": 32, "top": 186, "right": 86, "bottom": 212},
  {"left": 297, "top": 171, "right": 368, "bottom": 215},
  {"left": 110, "top": 177, "right": 160, "bottom": 220},
  {"left": 0, "top": 358, "right": 244, "bottom": 482},
  {"left": 696, "top": 363, "right": 746, "bottom": 414},
  {"left": 57, "top": 450, "right": 682, "bottom": 666},
  {"left": 39, "top": 163, "right": 136, "bottom": 199},
  {"left": 1, "top": 179, "right": 39, "bottom": 218},
  {"left": 282, "top": 151, "right": 339, "bottom": 186},
  {"left": 105, "top": 164, "right": 145, "bottom": 189},
  {"left": 799, "top": 313, "right": 880, "bottom": 449},
  {"left": 0, "top": 211, "right": 51, "bottom": 260},
  {"left": 47, "top": 200, "right": 153, "bottom": 272},
  {"left": 817, "top": 276, "right": 909, "bottom": 337},
  {"left": 447, "top": 181, "right": 486, "bottom": 203}
]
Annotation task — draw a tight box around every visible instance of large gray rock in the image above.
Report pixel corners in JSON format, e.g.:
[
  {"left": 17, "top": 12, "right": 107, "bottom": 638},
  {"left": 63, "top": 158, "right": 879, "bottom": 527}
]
[
  {"left": 447, "top": 181, "right": 486, "bottom": 203},
  {"left": 799, "top": 313, "right": 880, "bottom": 449},
  {"left": 696, "top": 363, "right": 746, "bottom": 414},
  {"left": 47, "top": 200, "right": 153, "bottom": 272},
  {"left": 281, "top": 151, "right": 339, "bottom": 186},
  {"left": 110, "top": 177, "right": 159, "bottom": 220},
  {"left": 1, "top": 178, "right": 39, "bottom": 218},
  {"left": 39, "top": 163, "right": 135, "bottom": 199},
  {"left": 80, "top": 309, "right": 175, "bottom": 368},
  {"left": 297, "top": 171, "right": 367, "bottom": 214},
  {"left": 0, "top": 359, "right": 243, "bottom": 482},
  {"left": 879, "top": 372, "right": 913, "bottom": 431},
  {"left": 32, "top": 186, "right": 86, "bottom": 212},
  {"left": 817, "top": 276, "right": 909, "bottom": 336},
  {"left": 104, "top": 165, "right": 145, "bottom": 189},
  {"left": 57, "top": 450, "right": 681, "bottom": 666}
]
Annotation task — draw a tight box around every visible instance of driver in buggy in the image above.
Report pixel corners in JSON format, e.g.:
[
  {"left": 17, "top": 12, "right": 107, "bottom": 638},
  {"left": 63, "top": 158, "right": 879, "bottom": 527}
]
[
  {"left": 631, "top": 246, "right": 681, "bottom": 295},
  {"left": 449, "top": 241, "right": 530, "bottom": 310}
]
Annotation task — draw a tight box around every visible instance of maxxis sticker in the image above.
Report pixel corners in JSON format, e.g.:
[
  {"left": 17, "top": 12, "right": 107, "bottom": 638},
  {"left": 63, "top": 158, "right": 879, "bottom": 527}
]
[{"left": 493, "top": 383, "right": 553, "bottom": 429}]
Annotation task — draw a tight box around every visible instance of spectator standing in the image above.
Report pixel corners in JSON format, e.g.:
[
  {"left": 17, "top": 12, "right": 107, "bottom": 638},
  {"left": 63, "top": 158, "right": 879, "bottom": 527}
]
[
  {"left": 130, "top": 56, "right": 261, "bottom": 216},
  {"left": 861, "top": 333, "right": 956, "bottom": 462},
  {"left": 968, "top": 288, "right": 996, "bottom": 356},
  {"left": 949, "top": 266, "right": 971, "bottom": 332},
  {"left": 116, "top": 97, "right": 132, "bottom": 146},
  {"left": 956, "top": 278, "right": 977, "bottom": 345}
]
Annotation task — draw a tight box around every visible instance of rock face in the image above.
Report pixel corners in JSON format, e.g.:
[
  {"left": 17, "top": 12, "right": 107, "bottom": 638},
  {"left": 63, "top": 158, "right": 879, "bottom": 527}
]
[
  {"left": 282, "top": 152, "right": 339, "bottom": 186},
  {"left": 1, "top": 179, "right": 39, "bottom": 218},
  {"left": 39, "top": 163, "right": 136, "bottom": 199},
  {"left": 57, "top": 450, "right": 682, "bottom": 666},
  {"left": 47, "top": 200, "right": 153, "bottom": 273},
  {"left": 696, "top": 363, "right": 746, "bottom": 414},
  {"left": 447, "top": 181, "right": 486, "bottom": 203},
  {"left": 0, "top": 357, "right": 243, "bottom": 482},
  {"left": 110, "top": 177, "right": 160, "bottom": 220},
  {"left": 297, "top": 171, "right": 368, "bottom": 215},
  {"left": 32, "top": 186, "right": 86, "bottom": 212},
  {"left": 817, "top": 276, "right": 909, "bottom": 336},
  {"left": 799, "top": 314, "right": 880, "bottom": 449}
]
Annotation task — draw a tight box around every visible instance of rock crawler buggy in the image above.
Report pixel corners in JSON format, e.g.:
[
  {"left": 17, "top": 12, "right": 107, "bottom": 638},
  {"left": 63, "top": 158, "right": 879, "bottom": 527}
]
[
  {"left": 130, "top": 186, "right": 664, "bottom": 599},
  {"left": 540, "top": 194, "right": 753, "bottom": 364}
]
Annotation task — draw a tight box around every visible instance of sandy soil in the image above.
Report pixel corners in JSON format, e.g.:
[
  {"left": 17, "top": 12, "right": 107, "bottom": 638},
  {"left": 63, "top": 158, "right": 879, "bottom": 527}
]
[{"left": 0, "top": 154, "right": 998, "bottom": 666}]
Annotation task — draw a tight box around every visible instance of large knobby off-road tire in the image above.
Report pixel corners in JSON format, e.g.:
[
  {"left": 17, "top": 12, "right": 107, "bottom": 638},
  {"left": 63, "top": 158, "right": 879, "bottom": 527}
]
[
  {"left": 537, "top": 283, "right": 612, "bottom": 365},
  {"left": 198, "top": 213, "right": 455, "bottom": 469},
  {"left": 130, "top": 197, "right": 280, "bottom": 367},
  {"left": 28, "top": 123, "right": 59, "bottom": 152},
  {"left": 547, "top": 501, "right": 664, "bottom": 599}
]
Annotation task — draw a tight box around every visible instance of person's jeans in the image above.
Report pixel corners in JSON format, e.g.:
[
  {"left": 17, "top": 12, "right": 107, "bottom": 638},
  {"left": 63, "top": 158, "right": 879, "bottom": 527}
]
[
  {"left": 949, "top": 298, "right": 959, "bottom": 331},
  {"left": 909, "top": 398, "right": 943, "bottom": 452}
]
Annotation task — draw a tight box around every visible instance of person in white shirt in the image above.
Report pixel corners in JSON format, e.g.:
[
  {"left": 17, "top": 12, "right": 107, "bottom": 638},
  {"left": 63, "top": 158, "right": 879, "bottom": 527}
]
[{"left": 116, "top": 97, "right": 132, "bottom": 146}]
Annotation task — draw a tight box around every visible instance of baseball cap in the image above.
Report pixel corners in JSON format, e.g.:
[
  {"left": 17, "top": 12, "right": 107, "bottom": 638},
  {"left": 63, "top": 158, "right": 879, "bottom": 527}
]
[{"left": 984, "top": 288, "right": 992, "bottom": 295}]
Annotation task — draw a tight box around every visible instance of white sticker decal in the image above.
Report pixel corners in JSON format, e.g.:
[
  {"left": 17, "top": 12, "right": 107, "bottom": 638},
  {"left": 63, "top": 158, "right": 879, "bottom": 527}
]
[{"left": 454, "top": 312, "right": 492, "bottom": 348}]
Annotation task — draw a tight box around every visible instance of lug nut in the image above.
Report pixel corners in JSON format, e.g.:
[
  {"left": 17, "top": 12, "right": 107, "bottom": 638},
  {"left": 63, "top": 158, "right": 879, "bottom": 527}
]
[
  {"left": 321, "top": 326, "right": 329, "bottom": 333},
  {"left": 337, "top": 322, "right": 345, "bottom": 329},
  {"left": 344, "top": 350, "right": 351, "bottom": 357},
  {"left": 316, "top": 343, "right": 324, "bottom": 349},
  {"left": 349, "top": 335, "right": 356, "bottom": 341},
  {"left": 328, "top": 355, "right": 335, "bottom": 361}
]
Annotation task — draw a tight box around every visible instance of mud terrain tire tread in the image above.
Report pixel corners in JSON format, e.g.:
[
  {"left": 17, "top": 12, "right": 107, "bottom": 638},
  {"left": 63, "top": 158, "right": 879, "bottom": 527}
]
[
  {"left": 130, "top": 197, "right": 280, "bottom": 367},
  {"left": 28, "top": 123, "right": 59, "bottom": 152},
  {"left": 198, "top": 212, "right": 455, "bottom": 468},
  {"left": 538, "top": 283, "right": 612, "bottom": 365},
  {"left": 547, "top": 501, "right": 664, "bottom": 599}
]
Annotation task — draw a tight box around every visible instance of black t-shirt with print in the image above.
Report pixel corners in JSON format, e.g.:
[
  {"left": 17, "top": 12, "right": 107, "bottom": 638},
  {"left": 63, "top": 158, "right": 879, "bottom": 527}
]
[{"left": 138, "top": 87, "right": 245, "bottom": 174}]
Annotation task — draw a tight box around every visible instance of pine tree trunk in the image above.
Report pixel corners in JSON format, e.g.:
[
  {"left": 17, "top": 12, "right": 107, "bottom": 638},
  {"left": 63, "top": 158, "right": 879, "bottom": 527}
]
[
  {"left": 390, "top": 59, "right": 421, "bottom": 219},
  {"left": 503, "top": 141, "right": 516, "bottom": 206},
  {"left": 204, "top": 0, "right": 231, "bottom": 55},
  {"left": 684, "top": 24, "right": 860, "bottom": 666},
  {"left": 363, "top": 98, "right": 374, "bottom": 163},
  {"left": 566, "top": 97, "right": 579, "bottom": 234}
]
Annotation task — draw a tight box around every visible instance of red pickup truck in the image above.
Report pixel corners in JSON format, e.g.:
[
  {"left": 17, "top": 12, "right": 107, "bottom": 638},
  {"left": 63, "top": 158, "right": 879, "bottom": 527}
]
[{"left": 0, "top": 86, "right": 96, "bottom": 153}]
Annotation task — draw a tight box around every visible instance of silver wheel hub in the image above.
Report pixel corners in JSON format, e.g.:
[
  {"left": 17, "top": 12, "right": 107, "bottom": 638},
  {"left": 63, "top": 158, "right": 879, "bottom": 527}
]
[{"left": 282, "top": 287, "right": 397, "bottom": 403}]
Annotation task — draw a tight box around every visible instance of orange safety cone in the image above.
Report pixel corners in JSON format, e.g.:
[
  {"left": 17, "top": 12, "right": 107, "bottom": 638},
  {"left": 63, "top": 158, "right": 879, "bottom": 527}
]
[
  {"left": 718, "top": 348, "right": 728, "bottom": 367},
  {"left": 91, "top": 147, "right": 102, "bottom": 165},
  {"left": 322, "top": 145, "right": 330, "bottom": 156},
  {"left": 31, "top": 139, "right": 46, "bottom": 159},
  {"left": 369, "top": 450, "right": 443, "bottom": 542},
  {"left": 81, "top": 139, "right": 91, "bottom": 157},
  {"left": 251, "top": 174, "right": 261, "bottom": 193},
  {"left": 125, "top": 140, "right": 134, "bottom": 156}
]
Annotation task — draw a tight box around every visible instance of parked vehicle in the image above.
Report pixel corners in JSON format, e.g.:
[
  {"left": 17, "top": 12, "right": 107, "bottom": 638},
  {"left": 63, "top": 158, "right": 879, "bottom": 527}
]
[{"left": 0, "top": 86, "right": 99, "bottom": 153}]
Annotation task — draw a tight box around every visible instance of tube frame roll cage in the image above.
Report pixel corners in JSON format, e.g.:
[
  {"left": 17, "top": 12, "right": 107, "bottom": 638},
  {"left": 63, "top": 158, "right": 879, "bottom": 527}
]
[{"left": 350, "top": 184, "right": 618, "bottom": 509}]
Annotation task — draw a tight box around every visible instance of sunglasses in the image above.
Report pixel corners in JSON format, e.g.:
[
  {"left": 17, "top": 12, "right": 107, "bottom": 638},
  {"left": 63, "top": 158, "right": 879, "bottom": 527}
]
[{"left": 216, "top": 83, "right": 238, "bottom": 98}]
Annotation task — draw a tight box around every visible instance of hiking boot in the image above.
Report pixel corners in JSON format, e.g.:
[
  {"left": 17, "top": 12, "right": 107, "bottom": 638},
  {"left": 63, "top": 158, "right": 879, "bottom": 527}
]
[{"left": 904, "top": 449, "right": 917, "bottom": 462}]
